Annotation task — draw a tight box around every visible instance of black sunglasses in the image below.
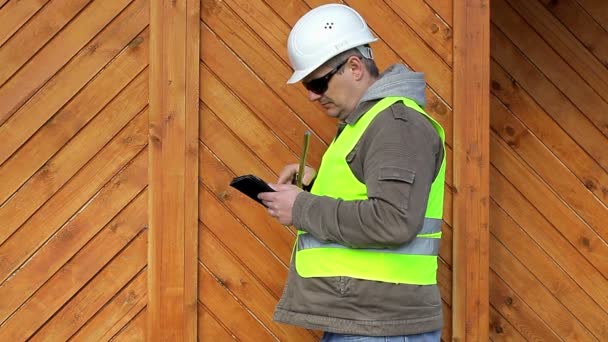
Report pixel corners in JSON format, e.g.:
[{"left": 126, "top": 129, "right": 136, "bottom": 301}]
[{"left": 303, "top": 60, "right": 348, "bottom": 95}]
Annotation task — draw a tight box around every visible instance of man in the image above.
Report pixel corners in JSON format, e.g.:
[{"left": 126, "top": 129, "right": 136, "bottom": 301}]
[{"left": 258, "top": 4, "right": 446, "bottom": 342}]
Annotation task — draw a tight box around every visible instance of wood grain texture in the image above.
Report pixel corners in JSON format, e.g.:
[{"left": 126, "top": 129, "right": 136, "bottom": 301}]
[
  {"left": 148, "top": 0, "right": 199, "bottom": 339},
  {"left": 452, "top": 0, "right": 490, "bottom": 341}
]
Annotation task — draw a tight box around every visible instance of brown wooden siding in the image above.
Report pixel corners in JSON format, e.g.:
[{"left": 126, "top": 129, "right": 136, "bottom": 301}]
[
  {"left": 0, "top": 0, "right": 149, "bottom": 340},
  {"left": 199, "top": 0, "right": 455, "bottom": 340},
  {"left": 489, "top": 0, "right": 608, "bottom": 340},
  {"left": 3, "top": 0, "right": 604, "bottom": 341}
]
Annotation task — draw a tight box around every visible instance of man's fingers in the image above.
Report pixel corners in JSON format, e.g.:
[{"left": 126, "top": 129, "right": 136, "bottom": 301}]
[{"left": 277, "top": 164, "right": 299, "bottom": 184}]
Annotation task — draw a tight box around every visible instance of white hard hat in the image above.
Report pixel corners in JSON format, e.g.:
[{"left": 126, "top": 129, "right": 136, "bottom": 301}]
[{"left": 286, "top": 4, "right": 378, "bottom": 84}]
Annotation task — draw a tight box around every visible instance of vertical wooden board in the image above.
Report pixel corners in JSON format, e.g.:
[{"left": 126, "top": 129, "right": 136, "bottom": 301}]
[
  {"left": 0, "top": 113, "right": 147, "bottom": 285},
  {"left": 0, "top": 0, "right": 91, "bottom": 86},
  {"left": 452, "top": 0, "right": 490, "bottom": 340},
  {"left": 0, "top": 150, "right": 147, "bottom": 325},
  {"left": 0, "top": 0, "right": 49, "bottom": 46},
  {"left": 0, "top": 5, "right": 147, "bottom": 163},
  {"left": 70, "top": 272, "right": 148, "bottom": 342},
  {"left": 490, "top": 60, "right": 608, "bottom": 207},
  {"left": 0, "top": 0, "right": 140, "bottom": 124},
  {"left": 148, "top": 0, "right": 199, "bottom": 339}
]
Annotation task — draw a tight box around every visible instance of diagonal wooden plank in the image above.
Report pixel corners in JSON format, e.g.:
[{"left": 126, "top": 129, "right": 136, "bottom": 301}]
[
  {"left": 0, "top": 111, "right": 147, "bottom": 285},
  {"left": 492, "top": 0, "right": 608, "bottom": 138},
  {"left": 424, "top": 0, "right": 452, "bottom": 26},
  {"left": 343, "top": 0, "right": 453, "bottom": 104},
  {"left": 489, "top": 270, "right": 560, "bottom": 341},
  {"left": 491, "top": 25, "right": 608, "bottom": 172},
  {"left": 200, "top": 66, "right": 298, "bottom": 174},
  {"left": 491, "top": 96, "right": 608, "bottom": 243},
  {"left": 216, "top": 0, "right": 337, "bottom": 144},
  {"left": 0, "top": 75, "right": 148, "bottom": 246},
  {"left": 0, "top": 0, "right": 50, "bottom": 47},
  {"left": 198, "top": 302, "right": 237, "bottom": 341},
  {"left": 0, "top": 0, "right": 138, "bottom": 124},
  {"left": 70, "top": 271, "right": 147, "bottom": 342},
  {"left": 490, "top": 165, "right": 608, "bottom": 312},
  {"left": 0, "top": 200, "right": 147, "bottom": 341},
  {"left": 0, "top": 149, "right": 147, "bottom": 325},
  {"left": 0, "top": 5, "right": 148, "bottom": 166},
  {"left": 200, "top": 224, "right": 317, "bottom": 341},
  {"left": 200, "top": 20, "right": 325, "bottom": 168},
  {"left": 506, "top": 0, "right": 608, "bottom": 108},
  {"left": 30, "top": 234, "right": 148, "bottom": 341},
  {"left": 491, "top": 200, "right": 608, "bottom": 338},
  {"left": 109, "top": 304, "right": 146, "bottom": 341},
  {"left": 490, "top": 234, "right": 596, "bottom": 340},
  {"left": 492, "top": 133, "right": 608, "bottom": 279},
  {"left": 539, "top": 0, "right": 608, "bottom": 69},
  {"left": 385, "top": 0, "right": 453, "bottom": 65},
  {"left": 198, "top": 262, "right": 276, "bottom": 341},
  {"left": 489, "top": 306, "right": 526, "bottom": 341},
  {"left": 199, "top": 186, "right": 288, "bottom": 296},
  {"left": 490, "top": 59, "right": 608, "bottom": 208},
  {"left": 0, "top": 0, "right": 92, "bottom": 86},
  {"left": 575, "top": 0, "right": 608, "bottom": 32},
  {"left": 199, "top": 144, "right": 295, "bottom": 266}
]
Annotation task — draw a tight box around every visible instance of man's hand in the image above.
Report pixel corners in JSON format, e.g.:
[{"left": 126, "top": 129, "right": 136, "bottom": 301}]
[
  {"left": 258, "top": 184, "right": 303, "bottom": 225},
  {"left": 277, "top": 164, "right": 317, "bottom": 186}
]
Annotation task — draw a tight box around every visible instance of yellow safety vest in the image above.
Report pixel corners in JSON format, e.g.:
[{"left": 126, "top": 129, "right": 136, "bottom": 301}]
[{"left": 295, "top": 97, "right": 446, "bottom": 285}]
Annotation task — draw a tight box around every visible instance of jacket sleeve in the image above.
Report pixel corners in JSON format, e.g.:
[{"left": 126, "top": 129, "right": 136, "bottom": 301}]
[{"left": 292, "top": 104, "right": 443, "bottom": 248}]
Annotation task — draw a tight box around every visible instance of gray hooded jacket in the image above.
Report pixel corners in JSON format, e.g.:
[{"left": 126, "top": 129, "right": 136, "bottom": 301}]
[{"left": 273, "top": 64, "right": 445, "bottom": 336}]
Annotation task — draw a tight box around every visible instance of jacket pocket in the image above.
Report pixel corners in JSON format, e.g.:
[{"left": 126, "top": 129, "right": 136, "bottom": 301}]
[{"left": 378, "top": 167, "right": 416, "bottom": 209}]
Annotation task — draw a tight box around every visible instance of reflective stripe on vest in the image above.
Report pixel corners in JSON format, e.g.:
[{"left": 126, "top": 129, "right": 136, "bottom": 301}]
[{"left": 294, "top": 96, "right": 446, "bottom": 285}]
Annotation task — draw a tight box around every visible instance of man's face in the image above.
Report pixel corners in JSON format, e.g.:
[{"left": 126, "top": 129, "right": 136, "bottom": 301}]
[{"left": 303, "top": 58, "right": 353, "bottom": 120}]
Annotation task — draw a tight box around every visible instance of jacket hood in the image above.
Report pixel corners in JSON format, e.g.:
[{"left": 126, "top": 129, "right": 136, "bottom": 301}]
[{"left": 359, "top": 64, "right": 426, "bottom": 107}]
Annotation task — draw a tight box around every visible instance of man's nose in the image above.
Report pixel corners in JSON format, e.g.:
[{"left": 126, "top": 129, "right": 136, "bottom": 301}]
[{"left": 308, "top": 90, "right": 322, "bottom": 101}]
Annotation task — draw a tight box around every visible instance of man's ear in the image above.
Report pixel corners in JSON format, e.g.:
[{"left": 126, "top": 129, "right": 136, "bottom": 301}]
[{"left": 346, "top": 56, "right": 365, "bottom": 81}]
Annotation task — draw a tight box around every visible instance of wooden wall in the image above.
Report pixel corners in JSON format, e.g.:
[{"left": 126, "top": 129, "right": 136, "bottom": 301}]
[
  {"left": 0, "top": 0, "right": 149, "bottom": 340},
  {"left": 198, "top": 0, "right": 457, "bottom": 340},
  {"left": 489, "top": 0, "right": 608, "bottom": 340},
  {"left": 3, "top": 0, "right": 605, "bottom": 341}
]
